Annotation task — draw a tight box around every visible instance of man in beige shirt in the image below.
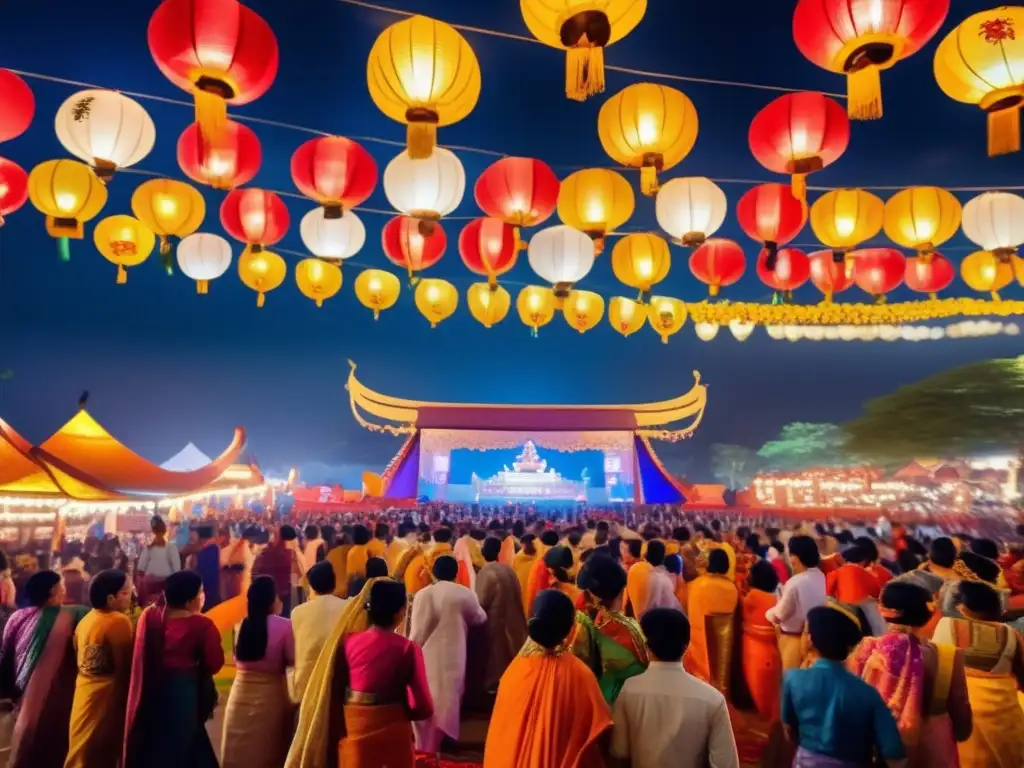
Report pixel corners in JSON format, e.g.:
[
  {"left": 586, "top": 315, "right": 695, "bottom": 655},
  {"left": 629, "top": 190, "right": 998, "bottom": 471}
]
[{"left": 290, "top": 560, "right": 347, "bottom": 702}]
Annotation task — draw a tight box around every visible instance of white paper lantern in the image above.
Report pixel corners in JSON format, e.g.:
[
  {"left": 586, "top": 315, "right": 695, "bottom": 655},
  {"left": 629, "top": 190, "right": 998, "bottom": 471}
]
[
  {"left": 803, "top": 326, "right": 825, "bottom": 341},
  {"left": 765, "top": 324, "right": 785, "bottom": 340},
  {"left": 177, "top": 233, "right": 232, "bottom": 294},
  {"left": 838, "top": 326, "right": 859, "bottom": 341},
  {"left": 823, "top": 326, "right": 839, "bottom": 340},
  {"left": 655, "top": 177, "right": 727, "bottom": 246},
  {"left": 383, "top": 147, "right": 465, "bottom": 220},
  {"left": 527, "top": 225, "right": 595, "bottom": 296},
  {"left": 55, "top": 90, "right": 155, "bottom": 180},
  {"left": 783, "top": 325, "right": 803, "bottom": 342},
  {"left": 1005, "top": 323, "right": 1021, "bottom": 336},
  {"left": 962, "top": 192, "right": 1024, "bottom": 256},
  {"left": 300, "top": 207, "right": 366, "bottom": 261},
  {"left": 694, "top": 321, "right": 720, "bottom": 341},
  {"left": 929, "top": 327, "right": 945, "bottom": 340},
  {"left": 728, "top": 319, "right": 755, "bottom": 341}
]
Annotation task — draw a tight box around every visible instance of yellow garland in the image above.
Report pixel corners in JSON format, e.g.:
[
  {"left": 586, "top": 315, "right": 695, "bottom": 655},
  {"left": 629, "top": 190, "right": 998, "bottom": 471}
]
[{"left": 685, "top": 298, "right": 1024, "bottom": 326}]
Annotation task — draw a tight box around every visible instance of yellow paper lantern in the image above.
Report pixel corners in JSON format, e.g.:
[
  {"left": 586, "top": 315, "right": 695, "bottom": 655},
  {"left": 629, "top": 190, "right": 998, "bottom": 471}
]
[
  {"left": 415, "top": 278, "right": 459, "bottom": 327},
  {"left": 647, "top": 296, "right": 687, "bottom": 343},
  {"left": 608, "top": 296, "right": 647, "bottom": 337},
  {"left": 598, "top": 83, "right": 698, "bottom": 195},
  {"left": 367, "top": 15, "right": 481, "bottom": 159},
  {"left": 557, "top": 168, "right": 634, "bottom": 253},
  {"left": 611, "top": 232, "right": 671, "bottom": 296},
  {"left": 238, "top": 247, "right": 286, "bottom": 308},
  {"left": 960, "top": 250, "right": 1017, "bottom": 299},
  {"left": 467, "top": 283, "right": 511, "bottom": 328},
  {"left": 354, "top": 268, "right": 401, "bottom": 319},
  {"left": 520, "top": 0, "right": 646, "bottom": 101},
  {"left": 562, "top": 289, "right": 605, "bottom": 333},
  {"left": 92, "top": 214, "right": 156, "bottom": 284},
  {"left": 882, "top": 186, "right": 961, "bottom": 255},
  {"left": 131, "top": 178, "right": 206, "bottom": 274},
  {"left": 934, "top": 7, "right": 1024, "bottom": 156},
  {"left": 516, "top": 285, "right": 556, "bottom": 336},
  {"left": 27, "top": 159, "right": 108, "bottom": 260},
  {"left": 810, "top": 188, "right": 884, "bottom": 259},
  {"left": 295, "top": 258, "right": 343, "bottom": 308}
]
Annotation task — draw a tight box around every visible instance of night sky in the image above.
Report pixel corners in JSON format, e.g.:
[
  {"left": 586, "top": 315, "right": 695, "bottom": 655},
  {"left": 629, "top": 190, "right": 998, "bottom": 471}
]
[{"left": 1, "top": 0, "right": 1022, "bottom": 487}]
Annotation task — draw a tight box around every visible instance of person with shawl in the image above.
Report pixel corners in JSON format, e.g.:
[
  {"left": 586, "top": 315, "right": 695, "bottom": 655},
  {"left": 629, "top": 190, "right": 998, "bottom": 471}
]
[
  {"left": 849, "top": 581, "right": 972, "bottom": 768},
  {"left": 684, "top": 549, "right": 739, "bottom": 691},
  {"left": 65, "top": 569, "right": 134, "bottom": 768},
  {"left": 741, "top": 560, "right": 783, "bottom": 721},
  {"left": 572, "top": 553, "right": 649, "bottom": 704},
  {"left": 524, "top": 546, "right": 580, "bottom": 614},
  {"left": 512, "top": 534, "right": 539, "bottom": 613},
  {"left": 0, "top": 570, "right": 86, "bottom": 768},
  {"left": 285, "top": 578, "right": 433, "bottom": 768},
  {"left": 404, "top": 527, "right": 469, "bottom": 595},
  {"left": 346, "top": 525, "right": 373, "bottom": 591},
  {"left": 932, "top": 580, "right": 1024, "bottom": 768},
  {"left": 136, "top": 516, "right": 180, "bottom": 607},
  {"left": 474, "top": 536, "right": 528, "bottom": 697},
  {"left": 484, "top": 589, "right": 613, "bottom": 768},
  {"left": 122, "top": 570, "right": 225, "bottom": 768},
  {"left": 325, "top": 529, "right": 352, "bottom": 598}
]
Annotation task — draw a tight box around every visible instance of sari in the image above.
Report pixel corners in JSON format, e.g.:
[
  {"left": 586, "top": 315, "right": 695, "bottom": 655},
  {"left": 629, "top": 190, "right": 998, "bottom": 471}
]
[
  {"left": 512, "top": 551, "right": 538, "bottom": 614},
  {"left": 624, "top": 561, "right": 653, "bottom": 618},
  {"left": 741, "top": 588, "right": 782, "bottom": 721},
  {"left": 484, "top": 639, "right": 613, "bottom": 768},
  {"left": 572, "top": 599, "right": 649, "bottom": 704},
  {"left": 684, "top": 573, "right": 739, "bottom": 691},
  {"left": 346, "top": 545, "right": 370, "bottom": 589},
  {"left": 326, "top": 544, "right": 351, "bottom": 597},
  {"left": 404, "top": 543, "right": 469, "bottom": 597}
]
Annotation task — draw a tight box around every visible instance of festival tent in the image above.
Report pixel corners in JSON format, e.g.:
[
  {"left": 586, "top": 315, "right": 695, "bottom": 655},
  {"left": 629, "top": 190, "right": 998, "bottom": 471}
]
[
  {"left": 161, "top": 442, "right": 214, "bottom": 472},
  {"left": 0, "top": 417, "right": 73, "bottom": 497}
]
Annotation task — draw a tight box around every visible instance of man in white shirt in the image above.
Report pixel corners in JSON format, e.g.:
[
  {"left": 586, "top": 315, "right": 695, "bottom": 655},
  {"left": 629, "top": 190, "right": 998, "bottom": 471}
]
[
  {"left": 610, "top": 608, "right": 739, "bottom": 768},
  {"left": 642, "top": 541, "right": 681, "bottom": 614},
  {"left": 290, "top": 560, "right": 347, "bottom": 702},
  {"left": 765, "top": 534, "right": 826, "bottom": 670}
]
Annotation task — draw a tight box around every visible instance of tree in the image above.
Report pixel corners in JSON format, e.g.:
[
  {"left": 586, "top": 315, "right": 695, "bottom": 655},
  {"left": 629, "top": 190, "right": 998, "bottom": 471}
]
[
  {"left": 757, "top": 422, "right": 853, "bottom": 470},
  {"left": 710, "top": 444, "right": 761, "bottom": 489},
  {"left": 844, "top": 356, "right": 1024, "bottom": 462}
]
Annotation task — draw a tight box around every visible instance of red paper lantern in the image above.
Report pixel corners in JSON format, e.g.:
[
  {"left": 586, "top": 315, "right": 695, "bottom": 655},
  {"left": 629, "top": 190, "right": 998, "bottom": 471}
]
[
  {"left": 474, "top": 157, "right": 560, "bottom": 240},
  {"left": 177, "top": 120, "right": 261, "bottom": 190},
  {"left": 382, "top": 215, "right": 446, "bottom": 280},
  {"left": 904, "top": 252, "right": 954, "bottom": 297},
  {"left": 736, "top": 183, "right": 806, "bottom": 272},
  {"left": 219, "top": 188, "right": 289, "bottom": 249},
  {"left": 689, "top": 238, "right": 745, "bottom": 297},
  {"left": 757, "top": 247, "right": 810, "bottom": 294},
  {"left": 0, "top": 157, "right": 28, "bottom": 226},
  {"left": 148, "top": 0, "right": 278, "bottom": 142},
  {"left": 290, "top": 136, "right": 377, "bottom": 217},
  {"left": 749, "top": 92, "right": 849, "bottom": 199},
  {"left": 0, "top": 70, "right": 34, "bottom": 143},
  {"left": 793, "top": 0, "right": 948, "bottom": 120},
  {"left": 809, "top": 249, "right": 854, "bottom": 300},
  {"left": 850, "top": 247, "right": 905, "bottom": 299},
  {"left": 458, "top": 217, "right": 519, "bottom": 286}
]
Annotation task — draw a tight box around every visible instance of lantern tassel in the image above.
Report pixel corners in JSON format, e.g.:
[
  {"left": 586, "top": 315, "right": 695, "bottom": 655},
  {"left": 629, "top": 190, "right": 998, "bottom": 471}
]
[
  {"left": 197, "top": 279, "right": 208, "bottom": 295},
  {"left": 513, "top": 226, "right": 527, "bottom": 252},
  {"left": 193, "top": 87, "right": 228, "bottom": 144},
  {"left": 846, "top": 65, "right": 882, "bottom": 120},
  {"left": 116, "top": 265, "right": 127, "bottom": 285},
  {"left": 257, "top": 292, "right": 265, "bottom": 308},
  {"left": 791, "top": 173, "right": 806, "bottom": 202},
  {"left": 565, "top": 41, "right": 605, "bottom": 102},
  {"left": 987, "top": 107, "right": 1021, "bottom": 156},
  {"left": 708, "top": 284, "right": 720, "bottom": 298},
  {"left": 373, "top": 309, "right": 381, "bottom": 321},
  {"left": 160, "top": 236, "right": 174, "bottom": 275},
  {"left": 57, "top": 237, "right": 70, "bottom": 263},
  {"left": 640, "top": 166, "right": 659, "bottom": 196},
  {"left": 991, "top": 291, "right": 1002, "bottom": 301},
  {"left": 315, "top": 298, "right": 323, "bottom": 308},
  {"left": 660, "top": 334, "right": 668, "bottom": 345},
  {"left": 407, "top": 123, "right": 436, "bottom": 160}
]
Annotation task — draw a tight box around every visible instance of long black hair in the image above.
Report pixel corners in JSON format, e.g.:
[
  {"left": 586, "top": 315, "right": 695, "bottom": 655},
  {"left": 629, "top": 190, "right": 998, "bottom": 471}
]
[{"left": 235, "top": 576, "right": 277, "bottom": 662}]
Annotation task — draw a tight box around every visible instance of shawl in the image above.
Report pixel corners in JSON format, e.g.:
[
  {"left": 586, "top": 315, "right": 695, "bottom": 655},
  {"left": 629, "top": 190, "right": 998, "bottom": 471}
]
[
  {"left": 0, "top": 606, "right": 65, "bottom": 698},
  {"left": 122, "top": 601, "right": 167, "bottom": 768},
  {"left": 848, "top": 632, "right": 925, "bottom": 746}
]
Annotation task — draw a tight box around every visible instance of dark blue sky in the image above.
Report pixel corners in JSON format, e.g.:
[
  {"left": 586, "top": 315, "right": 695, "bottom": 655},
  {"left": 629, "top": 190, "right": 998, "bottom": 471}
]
[{"left": 1, "top": 0, "right": 1022, "bottom": 486}]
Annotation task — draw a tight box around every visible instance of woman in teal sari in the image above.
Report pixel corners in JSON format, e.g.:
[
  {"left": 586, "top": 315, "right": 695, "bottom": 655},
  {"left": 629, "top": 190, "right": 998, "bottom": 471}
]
[{"left": 572, "top": 553, "right": 649, "bottom": 703}]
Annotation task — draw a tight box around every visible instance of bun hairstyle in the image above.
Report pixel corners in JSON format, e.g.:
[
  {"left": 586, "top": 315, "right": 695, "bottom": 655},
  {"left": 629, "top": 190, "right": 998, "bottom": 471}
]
[
  {"left": 367, "top": 580, "right": 407, "bottom": 627},
  {"left": 878, "top": 581, "right": 933, "bottom": 628},
  {"left": 543, "top": 546, "right": 574, "bottom": 584},
  {"left": 577, "top": 553, "right": 627, "bottom": 601},
  {"left": 527, "top": 589, "right": 575, "bottom": 649}
]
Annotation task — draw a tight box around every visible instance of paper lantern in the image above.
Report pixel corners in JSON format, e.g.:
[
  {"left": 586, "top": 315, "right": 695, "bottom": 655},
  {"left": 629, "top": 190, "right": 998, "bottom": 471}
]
[
  {"left": 793, "top": 0, "right": 948, "bottom": 120},
  {"left": 382, "top": 215, "right": 447, "bottom": 280},
  {"left": 176, "top": 232, "right": 232, "bottom": 293},
  {"left": 354, "top": 269, "right": 401, "bottom": 319},
  {"left": 850, "top": 247, "right": 905, "bottom": 299},
  {"left": 611, "top": 233, "right": 670, "bottom": 296},
  {"left": 520, "top": 0, "right": 646, "bottom": 101},
  {"left": 27, "top": 159, "right": 108, "bottom": 260},
  {"left": 383, "top": 148, "right": 465, "bottom": 225},
  {"left": 904, "top": 252, "right": 954, "bottom": 297},
  {"left": 458, "top": 218, "right": 518, "bottom": 286},
  {"left": 608, "top": 297, "right": 647, "bottom": 337},
  {"left": 756, "top": 247, "right": 810, "bottom": 296},
  {"left": 238, "top": 247, "right": 286, "bottom": 308},
  {"left": 646, "top": 296, "right": 686, "bottom": 343},
  {"left": 220, "top": 188, "right": 289, "bottom": 249},
  {"left": 415, "top": 278, "right": 459, "bottom": 327},
  {"left": 935, "top": 7, "right": 1024, "bottom": 155},
  {"left": 300, "top": 208, "right": 366, "bottom": 262},
  {"left": 736, "top": 183, "right": 806, "bottom": 270},
  {"left": 367, "top": 15, "right": 481, "bottom": 158},
  {"left": 960, "top": 250, "right": 1018, "bottom": 298},
  {"left": 562, "top": 290, "right": 605, "bottom": 333},
  {"left": 516, "top": 286, "right": 557, "bottom": 335},
  {"left": 467, "top": 283, "right": 511, "bottom": 328},
  {"left": 654, "top": 177, "right": 727, "bottom": 246},
  {"left": 808, "top": 249, "right": 855, "bottom": 301},
  {"left": 883, "top": 186, "right": 961, "bottom": 255},
  {"left": 749, "top": 92, "right": 850, "bottom": 199},
  {"left": 55, "top": 90, "right": 155, "bottom": 181},
  {"left": 177, "top": 120, "right": 261, "bottom": 190},
  {"left": 694, "top": 322, "right": 720, "bottom": 342},
  {"left": 0, "top": 69, "right": 34, "bottom": 142},
  {"left": 148, "top": 0, "right": 278, "bottom": 142},
  {"left": 527, "top": 224, "right": 595, "bottom": 298},
  {"left": 557, "top": 168, "right": 634, "bottom": 253},
  {"left": 290, "top": 136, "right": 377, "bottom": 216},
  {"left": 961, "top": 191, "right": 1024, "bottom": 261},
  {"left": 474, "top": 157, "right": 559, "bottom": 241},
  {"left": 598, "top": 82, "right": 698, "bottom": 195},
  {"left": 0, "top": 158, "right": 28, "bottom": 226},
  {"left": 689, "top": 238, "right": 745, "bottom": 297},
  {"left": 93, "top": 215, "right": 156, "bottom": 284},
  {"left": 728, "top": 320, "right": 755, "bottom": 342},
  {"left": 131, "top": 178, "right": 206, "bottom": 274},
  {"left": 809, "top": 188, "right": 884, "bottom": 261},
  {"left": 295, "top": 258, "right": 343, "bottom": 308}
]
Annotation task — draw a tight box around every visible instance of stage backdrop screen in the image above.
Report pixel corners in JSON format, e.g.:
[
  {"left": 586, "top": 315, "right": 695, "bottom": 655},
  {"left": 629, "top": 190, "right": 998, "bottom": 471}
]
[{"left": 417, "top": 429, "right": 635, "bottom": 504}]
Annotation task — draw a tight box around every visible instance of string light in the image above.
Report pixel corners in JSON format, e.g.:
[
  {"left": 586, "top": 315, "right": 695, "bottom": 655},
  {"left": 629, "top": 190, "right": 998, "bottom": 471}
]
[{"left": 764, "top": 320, "right": 1019, "bottom": 342}]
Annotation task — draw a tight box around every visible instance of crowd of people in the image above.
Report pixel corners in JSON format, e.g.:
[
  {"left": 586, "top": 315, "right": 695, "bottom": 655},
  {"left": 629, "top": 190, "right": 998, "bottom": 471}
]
[{"left": 0, "top": 506, "right": 1022, "bottom": 768}]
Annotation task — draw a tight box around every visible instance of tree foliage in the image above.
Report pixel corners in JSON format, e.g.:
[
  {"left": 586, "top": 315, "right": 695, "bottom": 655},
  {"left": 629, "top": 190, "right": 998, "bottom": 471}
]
[
  {"left": 710, "top": 444, "right": 761, "bottom": 489},
  {"left": 844, "top": 356, "right": 1024, "bottom": 461},
  {"left": 757, "top": 422, "right": 853, "bottom": 470}
]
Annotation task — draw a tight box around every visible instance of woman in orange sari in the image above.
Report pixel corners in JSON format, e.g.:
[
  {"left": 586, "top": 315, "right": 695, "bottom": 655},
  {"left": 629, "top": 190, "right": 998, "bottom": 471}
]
[
  {"left": 525, "top": 546, "right": 580, "bottom": 614},
  {"left": 742, "top": 560, "right": 782, "bottom": 721},
  {"left": 685, "top": 549, "right": 739, "bottom": 691},
  {"left": 484, "top": 589, "right": 612, "bottom": 768}
]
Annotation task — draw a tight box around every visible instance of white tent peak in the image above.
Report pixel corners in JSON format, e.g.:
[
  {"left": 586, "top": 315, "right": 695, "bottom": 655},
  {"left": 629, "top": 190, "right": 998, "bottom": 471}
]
[{"left": 162, "top": 442, "right": 213, "bottom": 472}]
